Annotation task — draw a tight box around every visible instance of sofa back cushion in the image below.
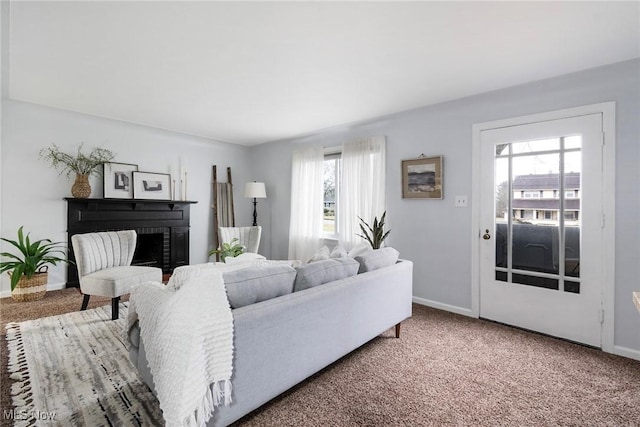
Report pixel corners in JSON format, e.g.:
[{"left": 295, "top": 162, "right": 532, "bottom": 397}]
[
  {"left": 354, "top": 247, "right": 400, "bottom": 273},
  {"left": 294, "top": 258, "right": 359, "bottom": 292},
  {"left": 223, "top": 264, "right": 297, "bottom": 309}
]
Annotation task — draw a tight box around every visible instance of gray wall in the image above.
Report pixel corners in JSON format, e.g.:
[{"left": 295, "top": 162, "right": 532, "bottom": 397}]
[
  {"left": 250, "top": 59, "right": 640, "bottom": 355},
  {"left": 0, "top": 100, "right": 253, "bottom": 294}
]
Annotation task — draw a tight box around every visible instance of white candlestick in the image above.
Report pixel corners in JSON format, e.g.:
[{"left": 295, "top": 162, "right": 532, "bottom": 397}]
[{"left": 183, "top": 171, "right": 188, "bottom": 201}]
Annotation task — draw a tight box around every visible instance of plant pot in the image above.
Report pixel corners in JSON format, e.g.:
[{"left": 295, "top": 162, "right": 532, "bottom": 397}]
[
  {"left": 9, "top": 270, "right": 48, "bottom": 302},
  {"left": 71, "top": 174, "right": 92, "bottom": 198}
]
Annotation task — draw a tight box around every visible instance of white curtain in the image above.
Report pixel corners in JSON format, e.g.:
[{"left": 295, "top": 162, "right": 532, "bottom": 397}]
[
  {"left": 288, "top": 145, "right": 324, "bottom": 261},
  {"left": 338, "top": 136, "right": 386, "bottom": 250}
]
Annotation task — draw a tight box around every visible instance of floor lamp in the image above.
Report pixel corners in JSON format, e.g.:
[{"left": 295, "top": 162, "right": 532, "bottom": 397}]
[{"left": 245, "top": 182, "right": 267, "bottom": 226}]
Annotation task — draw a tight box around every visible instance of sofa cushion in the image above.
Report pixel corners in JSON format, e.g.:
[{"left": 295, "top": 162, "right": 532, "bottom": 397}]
[
  {"left": 294, "top": 258, "right": 359, "bottom": 292},
  {"left": 223, "top": 264, "right": 297, "bottom": 309},
  {"left": 81, "top": 266, "right": 162, "bottom": 298},
  {"left": 354, "top": 247, "right": 400, "bottom": 273}
]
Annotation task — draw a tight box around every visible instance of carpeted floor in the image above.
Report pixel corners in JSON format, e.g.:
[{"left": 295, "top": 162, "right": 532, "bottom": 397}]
[{"left": 1, "top": 289, "right": 639, "bottom": 426}]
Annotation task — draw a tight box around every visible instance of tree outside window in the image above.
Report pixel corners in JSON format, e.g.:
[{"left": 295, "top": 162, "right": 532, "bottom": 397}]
[{"left": 323, "top": 155, "right": 340, "bottom": 236}]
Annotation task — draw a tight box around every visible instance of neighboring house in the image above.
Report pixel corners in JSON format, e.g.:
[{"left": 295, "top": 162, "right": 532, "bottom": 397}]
[{"left": 511, "top": 172, "right": 580, "bottom": 225}]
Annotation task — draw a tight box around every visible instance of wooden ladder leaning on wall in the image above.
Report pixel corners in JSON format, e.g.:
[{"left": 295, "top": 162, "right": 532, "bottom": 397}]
[{"left": 212, "top": 165, "right": 235, "bottom": 261}]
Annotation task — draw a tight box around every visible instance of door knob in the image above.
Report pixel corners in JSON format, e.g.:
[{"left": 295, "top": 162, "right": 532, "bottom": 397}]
[{"left": 482, "top": 229, "right": 491, "bottom": 240}]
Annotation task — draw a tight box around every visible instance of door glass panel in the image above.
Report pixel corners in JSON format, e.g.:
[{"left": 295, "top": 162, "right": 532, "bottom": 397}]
[
  {"left": 495, "top": 157, "right": 509, "bottom": 268},
  {"left": 511, "top": 138, "right": 559, "bottom": 154},
  {"left": 564, "top": 150, "right": 581, "bottom": 279},
  {"left": 512, "top": 153, "right": 559, "bottom": 275},
  {"left": 564, "top": 280, "right": 580, "bottom": 294},
  {"left": 513, "top": 273, "right": 559, "bottom": 290},
  {"left": 564, "top": 135, "right": 582, "bottom": 150},
  {"left": 496, "top": 144, "right": 509, "bottom": 156}
]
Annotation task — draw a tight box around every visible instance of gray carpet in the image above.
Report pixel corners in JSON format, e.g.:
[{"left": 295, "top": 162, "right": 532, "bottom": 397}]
[{"left": 234, "top": 305, "right": 640, "bottom": 426}]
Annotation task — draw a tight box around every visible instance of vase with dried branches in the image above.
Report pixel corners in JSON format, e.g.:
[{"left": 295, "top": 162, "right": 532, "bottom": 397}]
[{"left": 40, "top": 143, "right": 115, "bottom": 198}]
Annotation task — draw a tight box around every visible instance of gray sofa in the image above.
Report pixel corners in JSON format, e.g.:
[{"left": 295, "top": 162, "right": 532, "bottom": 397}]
[{"left": 128, "top": 255, "right": 413, "bottom": 426}]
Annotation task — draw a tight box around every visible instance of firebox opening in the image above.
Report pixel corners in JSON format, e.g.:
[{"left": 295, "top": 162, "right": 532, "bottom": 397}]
[{"left": 132, "top": 233, "right": 164, "bottom": 269}]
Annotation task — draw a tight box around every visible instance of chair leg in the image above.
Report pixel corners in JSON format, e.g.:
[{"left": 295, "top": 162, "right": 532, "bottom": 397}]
[
  {"left": 81, "top": 294, "right": 90, "bottom": 311},
  {"left": 112, "top": 297, "right": 121, "bottom": 320}
]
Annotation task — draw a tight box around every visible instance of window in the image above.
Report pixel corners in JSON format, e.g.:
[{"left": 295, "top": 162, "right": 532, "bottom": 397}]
[
  {"left": 323, "top": 151, "right": 341, "bottom": 236},
  {"left": 565, "top": 190, "right": 577, "bottom": 198},
  {"left": 565, "top": 211, "right": 579, "bottom": 221},
  {"left": 320, "top": 136, "right": 386, "bottom": 246},
  {"left": 523, "top": 191, "right": 540, "bottom": 199}
]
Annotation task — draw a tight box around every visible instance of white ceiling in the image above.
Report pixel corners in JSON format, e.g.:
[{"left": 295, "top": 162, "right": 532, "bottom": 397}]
[{"left": 7, "top": 1, "right": 640, "bottom": 146}]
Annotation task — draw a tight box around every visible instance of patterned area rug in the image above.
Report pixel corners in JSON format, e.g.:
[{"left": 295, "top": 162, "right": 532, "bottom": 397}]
[{"left": 5, "top": 303, "right": 162, "bottom": 426}]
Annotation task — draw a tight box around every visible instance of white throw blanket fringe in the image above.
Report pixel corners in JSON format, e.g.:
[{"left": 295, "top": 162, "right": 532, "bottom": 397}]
[{"left": 126, "top": 266, "right": 234, "bottom": 427}]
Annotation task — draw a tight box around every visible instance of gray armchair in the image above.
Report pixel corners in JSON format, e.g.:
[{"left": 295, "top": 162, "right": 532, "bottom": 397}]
[
  {"left": 71, "top": 230, "right": 162, "bottom": 320},
  {"left": 219, "top": 226, "right": 262, "bottom": 254}
]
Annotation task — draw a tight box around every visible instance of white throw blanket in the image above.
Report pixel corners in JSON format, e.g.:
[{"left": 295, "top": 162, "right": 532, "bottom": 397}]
[{"left": 126, "top": 265, "right": 234, "bottom": 427}]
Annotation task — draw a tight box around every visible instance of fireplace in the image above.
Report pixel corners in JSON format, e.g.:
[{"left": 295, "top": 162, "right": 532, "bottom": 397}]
[
  {"left": 131, "top": 230, "right": 167, "bottom": 269},
  {"left": 65, "top": 198, "right": 196, "bottom": 287}
]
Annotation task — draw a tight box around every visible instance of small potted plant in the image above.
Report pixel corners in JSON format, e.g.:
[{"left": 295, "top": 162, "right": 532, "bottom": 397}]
[
  {"left": 208, "top": 238, "right": 245, "bottom": 262},
  {"left": 40, "top": 143, "right": 115, "bottom": 198},
  {"left": 357, "top": 211, "right": 390, "bottom": 249},
  {"left": 0, "top": 226, "right": 72, "bottom": 301}
]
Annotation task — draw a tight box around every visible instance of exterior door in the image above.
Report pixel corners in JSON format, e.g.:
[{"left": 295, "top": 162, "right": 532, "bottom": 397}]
[{"left": 479, "top": 114, "right": 604, "bottom": 347}]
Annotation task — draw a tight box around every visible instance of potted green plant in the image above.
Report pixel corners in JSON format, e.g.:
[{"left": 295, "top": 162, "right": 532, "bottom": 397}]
[
  {"left": 40, "top": 143, "right": 115, "bottom": 198},
  {"left": 208, "top": 238, "right": 245, "bottom": 262},
  {"left": 357, "top": 211, "right": 390, "bottom": 249},
  {"left": 0, "top": 226, "right": 72, "bottom": 301}
]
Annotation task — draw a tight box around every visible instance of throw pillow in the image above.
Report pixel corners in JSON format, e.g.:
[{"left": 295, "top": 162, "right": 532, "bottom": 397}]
[
  {"left": 330, "top": 244, "right": 347, "bottom": 259},
  {"left": 354, "top": 247, "right": 400, "bottom": 274},
  {"left": 223, "top": 264, "right": 296, "bottom": 309},
  {"left": 348, "top": 242, "right": 372, "bottom": 258},
  {"left": 308, "top": 245, "right": 330, "bottom": 263},
  {"left": 294, "top": 258, "right": 359, "bottom": 292}
]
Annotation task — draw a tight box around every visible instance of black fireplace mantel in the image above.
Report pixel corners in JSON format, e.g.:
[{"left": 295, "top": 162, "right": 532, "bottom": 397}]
[{"left": 65, "top": 198, "right": 197, "bottom": 287}]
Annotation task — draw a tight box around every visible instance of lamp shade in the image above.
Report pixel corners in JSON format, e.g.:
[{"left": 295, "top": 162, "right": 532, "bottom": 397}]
[{"left": 244, "top": 182, "right": 266, "bottom": 199}]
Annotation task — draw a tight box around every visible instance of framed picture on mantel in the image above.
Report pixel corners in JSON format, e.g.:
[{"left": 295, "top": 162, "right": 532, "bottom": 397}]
[
  {"left": 103, "top": 162, "right": 138, "bottom": 199},
  {"left": 133, "top": 171, "right": 172, "bottom": 200}
]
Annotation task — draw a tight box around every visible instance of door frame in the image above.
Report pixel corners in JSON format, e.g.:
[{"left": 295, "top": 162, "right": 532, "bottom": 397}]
[{"left": 471, "top": 102, "right": 615, "bottom": 353}]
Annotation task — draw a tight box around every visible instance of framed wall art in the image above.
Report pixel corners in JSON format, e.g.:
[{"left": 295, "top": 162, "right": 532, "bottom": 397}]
[
  {"left": 401, "top": 155, "right": 443, "bottom": 199},
  {"left": 103, "top": 162, "right": 138, "bottom": 199},
  {"left": 133, "top": 171, "right": 172, "bottom": 200}
]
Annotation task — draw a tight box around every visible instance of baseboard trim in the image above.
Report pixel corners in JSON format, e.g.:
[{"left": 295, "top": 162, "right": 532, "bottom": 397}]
[
  {"left": 0, "top": 282, "right": 66, "bottom": 299},
  {"left": 613, "top": 345, "right": 640, "bottom": 361},
  {"left": 412, "top": 296, "right": 475, "bottom": 318}
]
